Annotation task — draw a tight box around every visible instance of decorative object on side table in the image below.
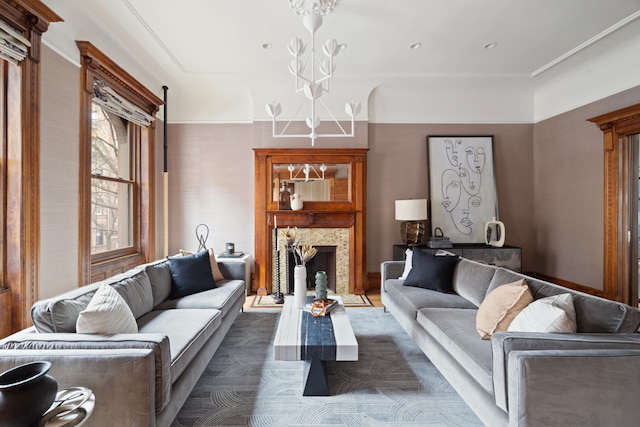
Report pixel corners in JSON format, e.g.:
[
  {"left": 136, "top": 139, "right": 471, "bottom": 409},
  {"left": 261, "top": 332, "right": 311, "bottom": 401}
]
[
  {"left": 195, "top": 223, "right": 210, "bottom": 251},
  {"left": 484, "top": 217, "right": 505, "bottom": 247},
  {"left": 38, "top": 386, "right": 95, "bottom": 426},
  {"left": 427, "top": 227, "right": 453, "bottom": 249},
  {"left": 0, "top": 361, "right": 58, "bottom": 427},
  {"left": 225, "top": 242, "right": 234, "bottom": 255},
  {"left": 395, "top": 199, "right": 428, "bottom": 246}
]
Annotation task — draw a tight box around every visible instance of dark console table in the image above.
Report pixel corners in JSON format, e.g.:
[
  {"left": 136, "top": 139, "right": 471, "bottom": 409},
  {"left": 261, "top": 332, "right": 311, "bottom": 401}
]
[{"left": 393, "top": 244, "right": 522, "bottom": 272}]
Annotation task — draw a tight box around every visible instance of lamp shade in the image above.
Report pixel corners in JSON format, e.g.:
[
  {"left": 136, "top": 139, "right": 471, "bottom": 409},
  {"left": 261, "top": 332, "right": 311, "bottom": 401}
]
[{"left": 395, "top": 199, "right": 428, "bottom": 221}]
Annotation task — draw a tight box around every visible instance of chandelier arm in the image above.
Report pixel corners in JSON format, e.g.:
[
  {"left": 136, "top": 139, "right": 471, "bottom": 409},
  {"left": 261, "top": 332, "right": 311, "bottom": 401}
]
[
  {"left": 274, "top": 97, "right": 309, "bottom": 137},
  {"left": 317, "top": 97, "right": 349, "bottom": 135}
]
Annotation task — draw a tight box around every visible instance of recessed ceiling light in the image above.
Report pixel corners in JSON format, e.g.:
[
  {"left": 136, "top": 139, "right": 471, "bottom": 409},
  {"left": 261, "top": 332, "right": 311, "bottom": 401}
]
[
  {"left": 262, "top": 43, "right": 272, "bottom": 49},
  {"left": 483, "top": 42, "right": 498, "bottom": 49},
  {"left": 409, "top": 42, "right": 422, "bottom": 49}
]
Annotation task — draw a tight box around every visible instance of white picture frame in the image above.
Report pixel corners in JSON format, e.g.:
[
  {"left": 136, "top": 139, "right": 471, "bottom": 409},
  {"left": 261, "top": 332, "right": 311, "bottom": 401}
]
[{"left": 427, "top": 136, "right": 498, "bottom": 244}]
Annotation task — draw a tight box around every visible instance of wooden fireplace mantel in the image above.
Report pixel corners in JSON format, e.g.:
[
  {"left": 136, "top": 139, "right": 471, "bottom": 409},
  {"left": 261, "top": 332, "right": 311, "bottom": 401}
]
[{"left": 254, "top": 148, "right": 368, "bottom": 296}]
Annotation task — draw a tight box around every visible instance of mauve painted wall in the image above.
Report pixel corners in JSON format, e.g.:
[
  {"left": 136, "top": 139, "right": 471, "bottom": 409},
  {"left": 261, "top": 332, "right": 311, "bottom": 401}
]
[
  {"left": 40, "top": 45, "right": 80, "bottom": 298},
  {"left": 37, "top": 45, "right": 640, "bottom": 296},
  {"left": 166, "top": 121, "right": 535, "bottom": 282},
  {"left": 167, "top": 123, "right": 254, "bottom": 257},
  {"left": 367, "top": 123, "right": 535, "bottom": 274},
  {"left": 533, "top": 85, "right": 640, "bottom": 290}
]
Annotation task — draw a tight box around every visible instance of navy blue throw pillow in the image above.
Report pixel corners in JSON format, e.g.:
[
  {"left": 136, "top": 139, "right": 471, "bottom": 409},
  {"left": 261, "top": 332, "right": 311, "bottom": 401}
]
[
  {"left": 168, "top": 250, "right": 215, "bottom": 298},
  {"left": 403, "top": 249, "right": 460, "bottom": 293}
]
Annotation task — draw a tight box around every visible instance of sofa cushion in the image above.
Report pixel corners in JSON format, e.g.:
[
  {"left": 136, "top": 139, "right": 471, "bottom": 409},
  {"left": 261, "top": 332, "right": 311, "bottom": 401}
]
[
  {"left": 143, "top": 259, "right": 172, "bottom": 307},
  {"left": 180, "top": 248, "right": 225, "bottom": 283},
  {"left": 168, "top": 250, "right": 215, "bottom": 298},
  {"left": 31, "top": 283, "right": 100, "bottom": 333},
  {"left": 417, "top": 307, "right": 494, "bottom": 394},
  {"left": 476, "top": 279, "right": 533, "bottom": 339},
  {"left": 384, "top": 279, "right": 477, "bottom": 319},
  {"left": 155, "top": 280, "right": 245, "bottom": 318},
  {"left": 488, "top": 268, "right": 640, "bottom": 333},
  {"left": 508, "top": 293, "right": 577, "bottom": 334},
  {"left": 137, "top": 308, "right": 221, "bottom": 383},
  {"left": 452, "top": 258, "right": 497, "bottom": 307},
  {"left": 76, "top": 284, "right": 139, "bottom": 334},
  {"left": 403, "top": 249, "right": 460, "bottom": 293},
  {"left": 110, "top": 270, "right": 154, "bottom": 319}
]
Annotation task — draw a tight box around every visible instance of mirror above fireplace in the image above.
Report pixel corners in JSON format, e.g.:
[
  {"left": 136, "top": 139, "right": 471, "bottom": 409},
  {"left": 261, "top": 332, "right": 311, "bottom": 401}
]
[{"left": 272, "top": 163, "right": 350, "bottom": 202}]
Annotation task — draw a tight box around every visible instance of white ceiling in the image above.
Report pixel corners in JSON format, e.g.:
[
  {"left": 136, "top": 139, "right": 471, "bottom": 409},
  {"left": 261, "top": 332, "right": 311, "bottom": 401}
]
[{"left": 41, "top": 0, "right": 640, "bottom": 123}]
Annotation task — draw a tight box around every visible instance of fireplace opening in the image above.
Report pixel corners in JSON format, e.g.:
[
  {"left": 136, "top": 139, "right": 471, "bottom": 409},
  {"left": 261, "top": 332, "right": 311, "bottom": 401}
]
[{"left": 287, "top": 246, "right": 337, "bottom": 292}]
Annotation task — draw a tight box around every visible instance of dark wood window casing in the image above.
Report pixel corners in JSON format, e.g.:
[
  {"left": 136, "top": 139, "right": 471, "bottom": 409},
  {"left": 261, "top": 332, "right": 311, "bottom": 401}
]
[
  {"left": 589, "top": 103, "right": 640, "bottom": 305},
  {"left": 77, "top": 41, "right": 162, "bottom": 285},
  {"left": 0, "top": 1, "right": 61, "bottom": 336}
]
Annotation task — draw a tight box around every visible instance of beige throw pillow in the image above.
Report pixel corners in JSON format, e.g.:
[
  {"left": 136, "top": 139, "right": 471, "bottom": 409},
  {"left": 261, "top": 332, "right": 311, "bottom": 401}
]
[
  {"left": 76, "top": 284, "right": 138, "bottom": 334},
  {"left": 476, "top": 279, "right": 533, "bottom": 339},
  {"left": 508, "top": 293, "right": 577, "bottom": 333},
  {"left": 179, "top": 248, "right": 225, "bottom": 283}
]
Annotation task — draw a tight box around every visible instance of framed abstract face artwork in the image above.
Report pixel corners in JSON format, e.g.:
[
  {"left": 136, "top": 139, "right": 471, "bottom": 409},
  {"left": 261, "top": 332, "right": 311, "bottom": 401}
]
[{"left": 427, "top": 136, "right": 498, "bottom": 244}]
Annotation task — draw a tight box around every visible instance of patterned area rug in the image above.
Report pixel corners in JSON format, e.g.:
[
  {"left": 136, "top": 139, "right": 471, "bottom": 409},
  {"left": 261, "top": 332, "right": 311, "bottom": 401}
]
[
  {"left": 249, "top": 291, "right": 373, "bottom": 308},
  {"left": 171, "top": 308, "right": 482, "bottom": 427}
]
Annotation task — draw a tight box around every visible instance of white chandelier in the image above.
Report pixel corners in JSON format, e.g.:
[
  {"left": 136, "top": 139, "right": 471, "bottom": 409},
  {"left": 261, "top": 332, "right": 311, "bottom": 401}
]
[
  {"left": 287, "top": 163, "right": 327, "bottom": 181},
  {"left": 266, "top": 0, "right": 360, "bottom": 146}
]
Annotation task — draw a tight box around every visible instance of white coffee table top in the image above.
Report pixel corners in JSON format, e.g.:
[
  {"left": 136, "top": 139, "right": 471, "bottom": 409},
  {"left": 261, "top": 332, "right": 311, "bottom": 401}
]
[{"left": 273, "top": 295, "right": 358, "bottom": 362}]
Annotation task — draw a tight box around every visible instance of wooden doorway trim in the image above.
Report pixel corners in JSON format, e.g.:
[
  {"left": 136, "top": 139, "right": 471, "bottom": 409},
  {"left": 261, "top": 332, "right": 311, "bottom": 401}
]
[
  {"left": 0, "top": 1, "right": 61, "bottom": 334},
  {"left": 589, "top": 103, "right": 640, "bottom": 305}
]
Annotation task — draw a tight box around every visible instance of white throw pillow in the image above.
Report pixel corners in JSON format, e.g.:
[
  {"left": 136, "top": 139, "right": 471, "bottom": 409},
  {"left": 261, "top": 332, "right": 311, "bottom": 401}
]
[
  {"left": 508, "top": 293, "right": 577, "bottom": 333},
  {"left": 399, "top": 249, "right": 413, "bottom": 280},
  {"left": 76, "top": 284, "right": 138, "bottom": 334}
]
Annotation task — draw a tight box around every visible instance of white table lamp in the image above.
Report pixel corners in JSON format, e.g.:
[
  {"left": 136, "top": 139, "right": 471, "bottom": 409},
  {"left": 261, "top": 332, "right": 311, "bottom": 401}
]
[{"left": 395, "top": 199, "right": 428, "bottom": 246}]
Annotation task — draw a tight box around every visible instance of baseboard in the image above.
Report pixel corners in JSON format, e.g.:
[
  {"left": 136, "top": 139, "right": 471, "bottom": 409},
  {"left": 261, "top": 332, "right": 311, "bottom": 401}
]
[
  {"left": 367, "top": 272, "right": 381, "bottom": 292},
  {"left": 527, "top": 272, "right": 604, "bottom": 298}
]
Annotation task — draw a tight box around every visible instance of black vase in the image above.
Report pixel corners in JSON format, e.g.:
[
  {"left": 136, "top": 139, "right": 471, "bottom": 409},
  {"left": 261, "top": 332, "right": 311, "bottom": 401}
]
[{"left": 0, "top": 361, "right": 58, "bottom": 427}]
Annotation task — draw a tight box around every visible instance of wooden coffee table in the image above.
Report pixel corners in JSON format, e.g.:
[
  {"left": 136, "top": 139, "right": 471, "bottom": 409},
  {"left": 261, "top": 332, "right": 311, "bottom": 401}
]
[{"left": 273, "top": 295, "right": 358, "bottom": 396}]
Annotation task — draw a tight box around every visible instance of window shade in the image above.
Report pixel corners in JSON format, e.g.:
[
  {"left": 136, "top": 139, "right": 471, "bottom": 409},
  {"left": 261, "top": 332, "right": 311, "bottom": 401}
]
[
  {"left": 0, "top": 19, "right": 30, "bottom": 64},
  {"left": 93, "top": 79, "right": 154, "bottom": 127}
]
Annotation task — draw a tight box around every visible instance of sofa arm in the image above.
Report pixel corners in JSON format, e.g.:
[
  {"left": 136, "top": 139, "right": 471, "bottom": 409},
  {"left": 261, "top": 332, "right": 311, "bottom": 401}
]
[
  {"left": 508, "top": 349, "right": 640, "bottom": 427},
  {"left": 491, "top": 331, "right": 640, "bottom": 412},
  {"left": 218, "top": 261, "right": 246, "bottom": 282},
  {"left": 0, "top": 348, "right": 156, "bottom": 426},
  {"left": 380, "top": 261, "right": 405, "bottom": 291},
  {"left": 0, "top": 332, "right": 171, "bottom": 413}
]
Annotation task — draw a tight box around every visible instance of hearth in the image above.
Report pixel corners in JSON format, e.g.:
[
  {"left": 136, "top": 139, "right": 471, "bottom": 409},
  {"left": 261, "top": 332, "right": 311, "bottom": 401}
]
[{"left": 286, "top": 246, "right": 337, "bottom": 291}]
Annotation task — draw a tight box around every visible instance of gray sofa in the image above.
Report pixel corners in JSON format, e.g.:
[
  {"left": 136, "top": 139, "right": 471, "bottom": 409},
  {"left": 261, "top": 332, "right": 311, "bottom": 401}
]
[
  {"left": 381, "top": 255, "right": 640, "bottom": 427},
  {"left": 0, "top": 256, "right": 247, "bottom": 426}
]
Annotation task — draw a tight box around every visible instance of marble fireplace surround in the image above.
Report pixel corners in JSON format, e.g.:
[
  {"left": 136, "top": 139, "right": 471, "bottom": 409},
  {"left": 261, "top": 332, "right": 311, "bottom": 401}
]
[
  {"left": 254, "top": 148, "right": 367, "bottom": 296},
  {"left": 274, "top": 228, "right": 349, "bottom": 295}
]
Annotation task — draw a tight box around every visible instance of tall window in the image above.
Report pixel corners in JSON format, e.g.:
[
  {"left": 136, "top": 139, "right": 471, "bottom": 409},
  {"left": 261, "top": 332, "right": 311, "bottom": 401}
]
[
  {"left": 77, "top": 41, "right": 162, "bottom": 284},
  {"left": 90, "top": 104, "right": 137, "bottom": 256}
]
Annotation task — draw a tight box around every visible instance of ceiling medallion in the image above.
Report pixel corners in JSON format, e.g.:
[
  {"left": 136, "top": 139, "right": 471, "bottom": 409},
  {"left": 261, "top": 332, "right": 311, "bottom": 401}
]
[{"left": 289, "top": 0, "right": 337, "bottom": 16}]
